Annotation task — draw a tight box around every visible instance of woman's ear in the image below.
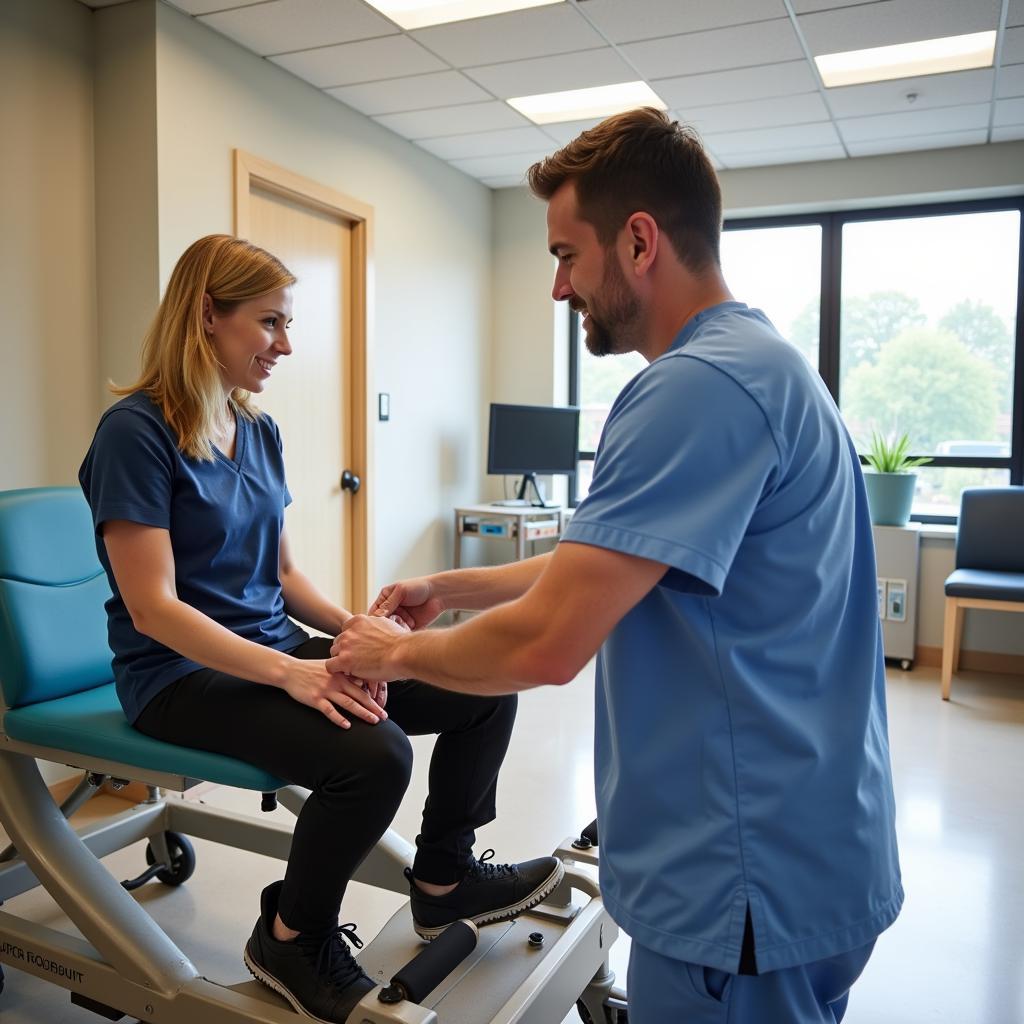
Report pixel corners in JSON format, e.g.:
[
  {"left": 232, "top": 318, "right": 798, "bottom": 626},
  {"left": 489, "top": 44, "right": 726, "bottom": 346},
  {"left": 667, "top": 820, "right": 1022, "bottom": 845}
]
[{"left": 201, "top": 293, "right": 215, "bottom": 335}]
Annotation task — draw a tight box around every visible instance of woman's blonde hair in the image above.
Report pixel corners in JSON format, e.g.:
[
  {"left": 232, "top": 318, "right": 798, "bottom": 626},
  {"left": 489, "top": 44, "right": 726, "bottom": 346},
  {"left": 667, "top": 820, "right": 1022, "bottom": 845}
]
[{"left": 112, "top": 234, "right": 296, "bottom": 461}]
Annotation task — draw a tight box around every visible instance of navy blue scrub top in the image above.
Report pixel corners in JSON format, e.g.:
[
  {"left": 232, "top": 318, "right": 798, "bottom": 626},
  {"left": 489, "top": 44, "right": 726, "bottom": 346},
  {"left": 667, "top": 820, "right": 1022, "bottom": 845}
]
[
  {"left": 79, "top": 393, "right": 307, "bottom": 722},
  {"left": 561, "top": 301, "right": 902, "bottom": 973}
]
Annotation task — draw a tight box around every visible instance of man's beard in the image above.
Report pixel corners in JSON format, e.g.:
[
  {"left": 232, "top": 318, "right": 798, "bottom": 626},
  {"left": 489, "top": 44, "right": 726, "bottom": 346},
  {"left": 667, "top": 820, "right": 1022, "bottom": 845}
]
[{"left": 575, "top": 252, "right": 642, "bottom": 357}]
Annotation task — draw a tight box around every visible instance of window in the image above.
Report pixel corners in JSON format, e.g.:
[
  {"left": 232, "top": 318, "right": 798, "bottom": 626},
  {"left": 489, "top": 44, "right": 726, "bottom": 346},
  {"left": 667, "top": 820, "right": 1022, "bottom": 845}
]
[{"left": 569, "top": 198, "right": 1024, "bottom": 520}]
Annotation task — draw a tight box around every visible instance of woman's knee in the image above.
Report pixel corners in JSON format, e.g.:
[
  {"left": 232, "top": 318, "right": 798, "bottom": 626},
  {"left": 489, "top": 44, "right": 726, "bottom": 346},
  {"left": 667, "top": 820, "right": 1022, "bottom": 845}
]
[{"left": 355, "top": 721, "right": 414, "bottom": 796}]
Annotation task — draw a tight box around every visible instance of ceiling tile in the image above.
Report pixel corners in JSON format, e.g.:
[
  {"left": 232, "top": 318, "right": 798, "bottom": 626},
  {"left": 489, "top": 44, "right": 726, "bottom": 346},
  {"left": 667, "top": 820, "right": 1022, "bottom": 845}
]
[
  {"left": 449, "top": 151, "right": 551, "bottom": 178},
  {"left": 577, "top": 0, "right": 787, "bottom": 45},
  {"left": 374, "top": 100, "right": 529, "bottom": 139},
  {"left": 410, "top": 5, "right": 604, "bottom": 67},
  {"left": 271, "top": 35, "right": 445, "bottom": 89},
  {"left": 654, "top": 61, "right": 818, "bottom": 109},
  {"left": 845, "top": 128, "right": 988, "bottom": 156},
  {"left": 165, "top": 0, "right": 264, "bottom": 13},
  {"left": 837, "top": 102, "right": 990, "bottom": 141},
  {"left": 994, "top": 96, "right": 1024, "bottom": 125},
  {"left": 798, "top": 0, "right": 1000, "bottom": 56},
  {"left": 997, "top": 63, "right": 1024, "bottom": 98},
  {"left": 199, "top": 0, "right": 396, "bottom": 57},
  {"left": 1009, "top": 0, "right": 1024, "bottom": 27},
  {"left": 538, "top": 117, "right": 608, "bottom": 145},
  {"left": 417, "top": 125, "right": 554, "bottom": 159},
  {"left": 675, "top": 93, "right": 828, "bottom": 134},
  {"left": 991, "top": 124, "right": 1024, "bottom": 141},
  {"left": 622, "top": 20, "right": 803, "bottom": 79},
  {"left": 464, "top": 47, "right": 636, "bottom": 98},
  {"left": 1003, "top": 26, "right": 1024, "bottom": 64},
  {"left": 721, "top": 144, "right": 847, "bottom": 167},
  {"left": 825, "top": 68, "right": 994, "bottom": 118},
  {"left": 789, "top": 0, "right": 877, "bottom": 11},
  {"left": 705, "top": 121, "right": 841, "bottom": 154},
  {"left": 327, "top": 71, "right": 490, "bottom": 116}
]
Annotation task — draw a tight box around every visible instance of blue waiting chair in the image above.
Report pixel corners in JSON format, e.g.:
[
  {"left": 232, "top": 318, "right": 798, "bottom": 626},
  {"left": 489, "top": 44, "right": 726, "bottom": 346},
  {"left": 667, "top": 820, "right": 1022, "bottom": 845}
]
[
  {"left": 0, "top": 487, "right": 620, "bottom": 1024},
  {"left": 941, "top": 487, "right": 1024, "bottom": 700}
]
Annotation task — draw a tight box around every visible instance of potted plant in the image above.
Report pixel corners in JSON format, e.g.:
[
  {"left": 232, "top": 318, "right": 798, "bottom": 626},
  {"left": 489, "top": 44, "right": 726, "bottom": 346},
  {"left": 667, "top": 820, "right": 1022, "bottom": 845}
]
[{"left": 861, "top": 431, "right": 932, "bottom": 527}]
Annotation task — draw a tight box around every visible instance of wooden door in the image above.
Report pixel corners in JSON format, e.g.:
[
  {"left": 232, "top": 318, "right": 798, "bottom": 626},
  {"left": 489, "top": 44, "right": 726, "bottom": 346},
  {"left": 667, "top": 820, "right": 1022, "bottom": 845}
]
[{"left": 234, "top": 152, "right": 373, "bottom": 614}]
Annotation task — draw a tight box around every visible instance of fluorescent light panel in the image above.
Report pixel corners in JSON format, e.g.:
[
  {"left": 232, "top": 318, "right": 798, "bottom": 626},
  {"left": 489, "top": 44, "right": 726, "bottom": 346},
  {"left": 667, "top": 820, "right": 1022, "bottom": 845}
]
[
  {"left": 364, "top": 0, "right": 562, "bottom": 30},
  {"left": 816, "top": 31, "right": 996, "bottom": 88},
  {"left": 509, "top": 81, "right": 667, "bottom": 125}
]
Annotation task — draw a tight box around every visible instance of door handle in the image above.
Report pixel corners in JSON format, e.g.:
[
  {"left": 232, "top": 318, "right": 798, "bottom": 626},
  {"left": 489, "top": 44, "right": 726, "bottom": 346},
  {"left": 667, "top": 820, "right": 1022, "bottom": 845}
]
[{"left": 340, "top": 469, "right": 361, "bottom": 494}]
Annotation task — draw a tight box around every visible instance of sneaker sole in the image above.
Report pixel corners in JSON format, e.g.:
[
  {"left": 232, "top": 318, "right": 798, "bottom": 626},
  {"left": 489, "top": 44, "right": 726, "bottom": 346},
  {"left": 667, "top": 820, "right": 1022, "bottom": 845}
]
[
  {"left": 412, "top": 859, "right": 566, "bottom": 940},
  {"left": 243, "top": 946, "right": 338, "bottom": 1024}
]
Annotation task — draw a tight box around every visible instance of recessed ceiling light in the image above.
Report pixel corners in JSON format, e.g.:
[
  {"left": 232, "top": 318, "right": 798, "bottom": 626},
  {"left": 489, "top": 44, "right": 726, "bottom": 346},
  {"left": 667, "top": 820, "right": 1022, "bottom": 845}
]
[
  {"left": 364, "top": 0, "right": 563, "bottom": 31},
  {"left": 508, "top": 81, "right": 667, "bottom": 125},
  {"left": 815, "top": 31, "right": 996, "bottom": 88}
]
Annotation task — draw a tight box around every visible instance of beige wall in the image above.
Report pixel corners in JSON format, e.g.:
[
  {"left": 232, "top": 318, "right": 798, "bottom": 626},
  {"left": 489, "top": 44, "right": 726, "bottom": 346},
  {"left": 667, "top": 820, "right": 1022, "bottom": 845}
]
[
  {"left": 0, "top": 0, "right": 97, "bottom": 490},
  {"left": 94, "top": 0, "right": 160, "bottom": 400},
  {"left": 489, "top": 187, "right": 569, "bottom": 504}
]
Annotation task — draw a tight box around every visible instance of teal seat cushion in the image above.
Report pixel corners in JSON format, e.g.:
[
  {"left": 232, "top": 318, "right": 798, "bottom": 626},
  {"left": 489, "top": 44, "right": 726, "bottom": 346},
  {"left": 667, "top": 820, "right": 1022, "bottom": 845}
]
[{"left": 3, "top": 683, "right": 285, "bottom": 792}]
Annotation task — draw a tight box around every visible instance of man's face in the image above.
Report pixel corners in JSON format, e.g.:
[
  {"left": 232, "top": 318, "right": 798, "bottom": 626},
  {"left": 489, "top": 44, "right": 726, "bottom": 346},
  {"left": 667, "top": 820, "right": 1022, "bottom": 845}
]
[{"left": 547, "top": 182, "right": 642, "bottom": 357}]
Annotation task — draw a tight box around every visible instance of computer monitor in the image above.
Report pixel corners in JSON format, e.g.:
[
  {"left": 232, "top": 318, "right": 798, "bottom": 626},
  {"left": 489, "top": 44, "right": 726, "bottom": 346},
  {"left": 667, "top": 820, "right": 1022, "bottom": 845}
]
[{"left": 487, "top": 403, "right": 580, "bottom": 506}]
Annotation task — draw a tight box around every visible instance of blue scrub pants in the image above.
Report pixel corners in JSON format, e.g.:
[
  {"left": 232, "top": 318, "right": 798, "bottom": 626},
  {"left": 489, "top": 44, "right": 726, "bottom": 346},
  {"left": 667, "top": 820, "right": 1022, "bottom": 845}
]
[{"left": 626, "top": 939, "right": 876, "bottom": 1024}]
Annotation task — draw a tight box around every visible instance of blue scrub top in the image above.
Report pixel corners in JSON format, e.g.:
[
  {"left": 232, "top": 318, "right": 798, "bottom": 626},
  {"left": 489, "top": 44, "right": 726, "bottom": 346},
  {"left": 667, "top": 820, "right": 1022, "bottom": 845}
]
[
  {"left": 562, "top": 301, "right": 902, "bottom": 973},
  {"left": 79, "top": 393, "right": 307, "bottom": 722}
]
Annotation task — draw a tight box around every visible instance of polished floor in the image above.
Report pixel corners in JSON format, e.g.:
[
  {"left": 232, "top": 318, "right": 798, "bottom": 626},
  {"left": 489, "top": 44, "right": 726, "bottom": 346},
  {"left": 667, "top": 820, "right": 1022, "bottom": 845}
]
[{"left": 1, "top": 662, "right": 1022, "bottom": 1023}]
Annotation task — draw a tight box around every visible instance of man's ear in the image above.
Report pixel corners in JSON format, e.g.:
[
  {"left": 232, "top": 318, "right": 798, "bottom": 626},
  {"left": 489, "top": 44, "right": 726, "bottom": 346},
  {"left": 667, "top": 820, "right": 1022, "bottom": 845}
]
[
  {"left": 624, "top": 213, "right": 658, "bottom": 277},
  {"left": 201, "top": 293, "right": 215, "bottom": 334}
]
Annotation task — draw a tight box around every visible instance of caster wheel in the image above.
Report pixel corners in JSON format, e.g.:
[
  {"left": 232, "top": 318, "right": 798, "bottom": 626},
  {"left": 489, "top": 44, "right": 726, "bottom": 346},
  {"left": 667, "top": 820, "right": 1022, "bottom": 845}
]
[
  {"left": 145, "top": 832, "right": 196, "bottom": 886},
  {"left": 577, "top": 999, "right": 628, "bottom": 1024},
  {"left": 900, "top": 659, "right": 912, "bottom": 671}
]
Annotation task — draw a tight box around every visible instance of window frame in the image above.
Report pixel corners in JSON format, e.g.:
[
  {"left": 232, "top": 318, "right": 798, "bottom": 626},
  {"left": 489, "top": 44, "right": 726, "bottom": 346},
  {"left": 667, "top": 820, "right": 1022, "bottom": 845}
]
[{"left": 568, "top": 196, "right": 1024, "bottom": 520}]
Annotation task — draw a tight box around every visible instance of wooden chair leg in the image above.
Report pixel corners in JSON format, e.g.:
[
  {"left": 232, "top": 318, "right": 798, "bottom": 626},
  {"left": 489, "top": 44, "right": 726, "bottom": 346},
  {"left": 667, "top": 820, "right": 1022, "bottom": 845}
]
[{"left": 941, "top": 598, "right": 964, "bottom": 700}]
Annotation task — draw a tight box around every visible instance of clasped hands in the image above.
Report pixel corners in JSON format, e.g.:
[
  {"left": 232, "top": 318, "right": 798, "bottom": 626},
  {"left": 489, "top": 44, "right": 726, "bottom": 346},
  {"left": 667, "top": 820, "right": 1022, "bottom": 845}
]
[{"left": 320, "top": 577, "right": 443, "bottom": 726}]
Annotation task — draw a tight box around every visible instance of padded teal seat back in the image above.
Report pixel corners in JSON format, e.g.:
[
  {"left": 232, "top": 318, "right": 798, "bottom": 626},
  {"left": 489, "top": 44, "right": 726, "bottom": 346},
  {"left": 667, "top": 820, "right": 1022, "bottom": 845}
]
[{"left": 0, "top": 487, "right": 114, "bottom": 708}]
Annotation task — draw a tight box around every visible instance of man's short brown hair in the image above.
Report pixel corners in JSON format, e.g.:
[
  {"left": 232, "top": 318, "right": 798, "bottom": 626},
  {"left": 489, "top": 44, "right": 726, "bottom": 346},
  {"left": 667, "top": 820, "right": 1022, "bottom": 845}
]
[{"left": 527, "top": 107, "right": 722, "bottom": 274}]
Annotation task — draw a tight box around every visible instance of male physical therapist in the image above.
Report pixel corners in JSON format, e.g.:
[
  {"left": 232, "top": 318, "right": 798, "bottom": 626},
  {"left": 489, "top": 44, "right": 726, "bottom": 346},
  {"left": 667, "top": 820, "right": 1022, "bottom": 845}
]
[{"left": 329, "top": 108, "right": 902, "bottom": 1023}]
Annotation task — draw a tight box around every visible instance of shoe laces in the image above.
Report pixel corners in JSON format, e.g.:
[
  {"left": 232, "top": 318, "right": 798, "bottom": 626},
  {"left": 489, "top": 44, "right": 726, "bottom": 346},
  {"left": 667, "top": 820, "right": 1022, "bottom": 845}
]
[
  {"left": 465, "top": 849, "right": 518, "bottom": 883},
  {"left": 299, "top": 922, "right": 368, "bottom": 991}
]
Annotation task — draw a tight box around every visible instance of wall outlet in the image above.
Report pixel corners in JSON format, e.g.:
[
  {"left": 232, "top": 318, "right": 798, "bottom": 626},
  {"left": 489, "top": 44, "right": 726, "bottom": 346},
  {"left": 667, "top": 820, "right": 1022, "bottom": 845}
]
[
  {"left": 886, "top": 579, "right": 907, "bottom": 622},
  {"left": 877, "top": 579, "right": 887, "bottom": 620}
]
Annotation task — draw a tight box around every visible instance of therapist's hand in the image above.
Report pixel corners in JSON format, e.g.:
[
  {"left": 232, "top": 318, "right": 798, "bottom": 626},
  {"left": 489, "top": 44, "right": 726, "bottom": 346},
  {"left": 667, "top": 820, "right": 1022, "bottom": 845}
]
[
  {"left": 329, "top": 614, "right": 407, "bottom": 682},
  {"left": 369, "top": 577, "right": 445, "bottom": 631},
  {"left": 360, "top": 615, "right": 409, "bottom": 707}
]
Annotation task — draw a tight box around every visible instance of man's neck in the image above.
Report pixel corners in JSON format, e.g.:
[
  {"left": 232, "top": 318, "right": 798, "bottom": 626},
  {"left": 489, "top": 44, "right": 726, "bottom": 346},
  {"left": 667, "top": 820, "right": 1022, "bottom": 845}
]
[{"left": 639, "top": 278, "right": 734, "bottom": 362}]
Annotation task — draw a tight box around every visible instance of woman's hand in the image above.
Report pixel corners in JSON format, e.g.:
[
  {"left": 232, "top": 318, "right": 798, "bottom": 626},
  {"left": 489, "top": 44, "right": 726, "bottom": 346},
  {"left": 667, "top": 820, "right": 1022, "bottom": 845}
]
[{"left": 282, "top": 657, "right": 387, "bottom": 729}]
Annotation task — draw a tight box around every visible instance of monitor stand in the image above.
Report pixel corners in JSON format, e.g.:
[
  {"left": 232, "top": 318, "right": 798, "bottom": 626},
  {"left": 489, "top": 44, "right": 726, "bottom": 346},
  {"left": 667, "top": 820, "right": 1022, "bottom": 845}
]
[{"left": 492, "top": 473, "right": 556, "bottom": 508}]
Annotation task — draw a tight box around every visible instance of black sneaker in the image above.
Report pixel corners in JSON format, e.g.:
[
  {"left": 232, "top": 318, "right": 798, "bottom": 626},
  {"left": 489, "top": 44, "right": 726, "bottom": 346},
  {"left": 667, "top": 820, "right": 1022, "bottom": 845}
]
[
  {"left": 243, "top": 881, "right": 375, "bottom": 1022},
  {"left": 406, "top": 850, "right": 564, "bottom": 939}
]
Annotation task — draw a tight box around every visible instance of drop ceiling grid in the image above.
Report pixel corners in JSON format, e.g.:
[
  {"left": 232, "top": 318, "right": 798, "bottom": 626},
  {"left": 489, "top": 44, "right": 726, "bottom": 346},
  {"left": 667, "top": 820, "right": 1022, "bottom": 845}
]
[{"left": 150, "top": 0, "right": 1018, "bottom": 184}]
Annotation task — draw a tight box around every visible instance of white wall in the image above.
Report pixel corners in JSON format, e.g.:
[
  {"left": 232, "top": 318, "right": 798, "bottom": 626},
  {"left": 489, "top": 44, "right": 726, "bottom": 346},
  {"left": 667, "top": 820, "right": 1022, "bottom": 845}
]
[
  {"left": 489, "top": 187, "right": 569, "bottom": 504},
  {"left": 0, "top": 0, "right": 98, "bottom": 491},
  {"left": 92, "top": 1, "right": 494, "bottom": 592},
  {"left": 490, "top": 144, "right": 1024, "bottom": 658}
]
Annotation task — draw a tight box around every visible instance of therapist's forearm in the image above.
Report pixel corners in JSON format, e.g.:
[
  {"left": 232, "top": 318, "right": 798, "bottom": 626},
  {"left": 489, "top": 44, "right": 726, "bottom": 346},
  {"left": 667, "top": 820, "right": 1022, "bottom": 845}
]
[
  {"left": 429, "top": 553, "right": 552, "bottom": 611},
  {"left": 385, "top": 595, "right": 570, "bottom": 695}
]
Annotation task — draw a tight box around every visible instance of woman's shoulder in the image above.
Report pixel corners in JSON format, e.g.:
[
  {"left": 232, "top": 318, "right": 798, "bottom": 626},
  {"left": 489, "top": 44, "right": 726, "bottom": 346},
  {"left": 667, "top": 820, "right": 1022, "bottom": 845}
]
[{"left": 95, "top": 393, "right": 176, "bottom": 450}]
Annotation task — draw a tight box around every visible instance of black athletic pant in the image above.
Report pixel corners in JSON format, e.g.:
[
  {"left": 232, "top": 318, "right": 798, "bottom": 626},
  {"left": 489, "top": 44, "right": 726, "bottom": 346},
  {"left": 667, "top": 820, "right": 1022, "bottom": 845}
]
[{"left": 134, "top": 636, "right": 518, "bottom": 934}]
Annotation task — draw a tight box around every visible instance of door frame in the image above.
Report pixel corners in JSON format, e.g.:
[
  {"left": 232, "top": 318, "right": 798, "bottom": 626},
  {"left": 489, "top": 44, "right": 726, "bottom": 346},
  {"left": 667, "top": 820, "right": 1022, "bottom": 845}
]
[{"left": 233, "top": 149, "right": 374, "bottom": 612}]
